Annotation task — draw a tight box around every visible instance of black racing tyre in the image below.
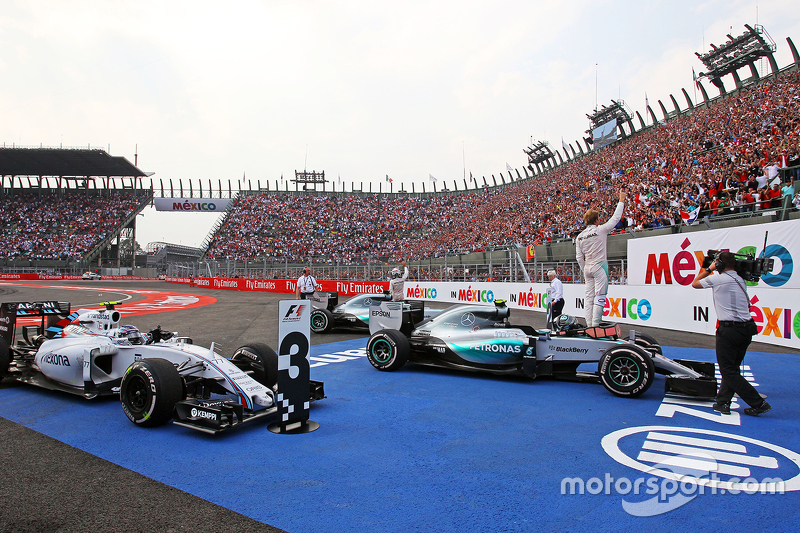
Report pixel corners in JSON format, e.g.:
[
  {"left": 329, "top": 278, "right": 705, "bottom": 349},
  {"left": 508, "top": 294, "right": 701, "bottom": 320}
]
[
  {"left": 310, "top": 308, "right": 334, "bottom": 334},
  {"left": 0, "top": 337, "right": 10, "bottom": 376},
  {"left": 633, "top": 332, "right": 662, "bottom": 355},
  {"left": 366, "top": 329, "right": 410, "bottom": 371},
  {"left": 598, "top": 344, "right": 655, "bottom": 398},
  {"left": 120, "top": 358, "right": 184, "bottom": 427},
  {"left": 230, "top": 343, "right": 278, "bottom": 390}
]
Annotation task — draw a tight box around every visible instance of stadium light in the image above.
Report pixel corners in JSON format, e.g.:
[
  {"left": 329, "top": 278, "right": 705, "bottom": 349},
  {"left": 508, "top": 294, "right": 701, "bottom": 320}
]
[
  {"left": 586, "top": 100, "right": 632, "bottom": 136},
  {"left": 523, "top": 140, "right": 554, "bottom": 166},
  {"left": 695, "top": 24, "right": 777, "bottom": 93}
]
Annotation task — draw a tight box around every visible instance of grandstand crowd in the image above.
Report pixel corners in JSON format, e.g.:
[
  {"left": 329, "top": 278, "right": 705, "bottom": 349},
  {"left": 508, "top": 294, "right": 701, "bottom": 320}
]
[
  {"left": 205, "top": 70, "right": 800, "bottom": 264},
  {"left": 0, "top": 72, "right": 798, "bottom": 266},
  {"left": 0, "top": 191, "right": 147, "bottom": 260}
]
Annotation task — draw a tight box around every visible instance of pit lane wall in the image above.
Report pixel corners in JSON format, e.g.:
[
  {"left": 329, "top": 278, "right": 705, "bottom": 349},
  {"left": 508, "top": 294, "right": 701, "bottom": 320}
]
[
  {"left": 0, "top": 273, "right": 156, "bottom": 281},
  {"left": 167, "top": 276, "right": 388, "bottom": 297},
  {"left": 166, "top": 275, "right": 800, "bottom": 350}
]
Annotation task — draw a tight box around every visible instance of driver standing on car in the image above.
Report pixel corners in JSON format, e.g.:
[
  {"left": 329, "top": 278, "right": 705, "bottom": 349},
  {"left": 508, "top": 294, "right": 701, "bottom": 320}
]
[
  {"left": 296, "top": 267, "right": 318, "bottom": 299},
  {"left": 389, "top": 260, "right": 408, "bottom": 302},
  {"left": 575, "top": 190, "right": 625, "bottom": 327},
  {"left": 691, "top": 251, "right": 772, "bottom": 416}
]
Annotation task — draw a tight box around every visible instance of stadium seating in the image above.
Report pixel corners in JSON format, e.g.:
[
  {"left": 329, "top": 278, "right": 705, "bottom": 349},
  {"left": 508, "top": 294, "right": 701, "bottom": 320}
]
[
  {"left": 204, "top": 71, "right": 800, "bottom": 264},
  {"left": 0, "top": 191, "right": 148, "bottom": 260}
]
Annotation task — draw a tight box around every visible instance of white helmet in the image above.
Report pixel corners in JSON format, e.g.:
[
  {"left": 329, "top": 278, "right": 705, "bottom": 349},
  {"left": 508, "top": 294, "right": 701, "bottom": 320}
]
[{"left": 391, "top": 268, "right": 402, "bottom": 279}]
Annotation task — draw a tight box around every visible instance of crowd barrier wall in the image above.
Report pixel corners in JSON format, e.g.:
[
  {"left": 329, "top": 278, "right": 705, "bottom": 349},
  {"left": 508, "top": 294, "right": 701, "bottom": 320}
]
[
  {"left": 167, "top": 276, "right": 389, "bottom": 297},
  {"left": 0, "top": 274, "right": 157, "bottom": 281},
  {"left": 167, "top": 276, "right": 800, "bottom": 350}
]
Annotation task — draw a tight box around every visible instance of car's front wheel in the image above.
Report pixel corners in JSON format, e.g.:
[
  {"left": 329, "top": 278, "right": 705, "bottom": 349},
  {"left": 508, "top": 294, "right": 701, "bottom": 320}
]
[
  {"left": 120, "top": 358, "right": 184, "bottom": 427},
  {"left": 598, "top": 345, "right": 654, "bottom": 397},
  {"left": 310, "top": 309, "right": 334, "bottom": 333},
  {"left": 230, "top": 343, "right": 279, "bottom": 390},
  {"left": 366, "top": 329, "right": 410, "bottom": 371}
]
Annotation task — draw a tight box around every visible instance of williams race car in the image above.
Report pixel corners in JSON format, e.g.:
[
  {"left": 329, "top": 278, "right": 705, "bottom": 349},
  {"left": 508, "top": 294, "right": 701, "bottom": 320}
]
[
  {"left": 0, "top": 301, "right": 324, "bottom": 433},
  {"left": 365, "top": 301, "right": 716, "bottom": 398},
  {"left": 309, "top": 292, "right": 439, "bottom": 334}
]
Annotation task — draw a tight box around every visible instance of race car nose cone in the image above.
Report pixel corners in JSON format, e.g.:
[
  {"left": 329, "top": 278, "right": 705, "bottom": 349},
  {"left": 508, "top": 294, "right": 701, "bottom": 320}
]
[{"left": 252, "top": 393, "right": 274, "bottom": 407}]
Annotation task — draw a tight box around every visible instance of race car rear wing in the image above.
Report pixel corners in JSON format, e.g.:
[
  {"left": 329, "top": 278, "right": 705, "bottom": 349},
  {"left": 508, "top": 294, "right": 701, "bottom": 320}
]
[{"left": 0, "top": 301, "right": 71, "bottom": 345}]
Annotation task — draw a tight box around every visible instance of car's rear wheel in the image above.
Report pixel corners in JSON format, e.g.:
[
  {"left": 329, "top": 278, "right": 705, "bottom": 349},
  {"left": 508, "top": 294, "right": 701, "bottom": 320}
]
[
  {"left": 0, "top": 338, "right": 10, "bottom": 376},
  {"left": 230, "top": 343, "right": 278, "bottom": 390},
  {"left": 310, "top": 309, "right": 334, "bottom": 333},
  {"left": 366, "top": 329, "right": 409, "bottom": 371},
  {"left": 120, "top": 358, "right": 184, "bottom": 427},
  {"left": 598, "top": 345, "right": 654, "bottom": 397}
]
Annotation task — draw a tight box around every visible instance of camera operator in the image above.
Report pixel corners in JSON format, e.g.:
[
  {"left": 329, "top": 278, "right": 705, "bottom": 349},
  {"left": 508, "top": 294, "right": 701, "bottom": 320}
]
[{"left": 691, "top": 252, "right": 772, "bottom": 416}]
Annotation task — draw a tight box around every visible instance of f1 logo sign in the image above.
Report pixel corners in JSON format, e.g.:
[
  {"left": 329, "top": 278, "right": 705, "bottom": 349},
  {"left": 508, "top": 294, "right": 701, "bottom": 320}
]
[{"left": 284, "top": 304, "right": 307, "bottom": 319}]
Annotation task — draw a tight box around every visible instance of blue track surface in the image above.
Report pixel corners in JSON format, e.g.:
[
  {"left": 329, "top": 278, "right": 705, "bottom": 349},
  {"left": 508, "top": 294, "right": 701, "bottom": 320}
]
[{"left": 1, "top": 341, "right": 799, "bottom": 533}]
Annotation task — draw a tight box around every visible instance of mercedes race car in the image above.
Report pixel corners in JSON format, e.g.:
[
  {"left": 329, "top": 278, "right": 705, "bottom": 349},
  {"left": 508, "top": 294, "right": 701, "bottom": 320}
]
[
  {"left": 365, "top": 301, "right": 716, "bottom": 398},
  {"left": 81, "top": 271, "right": 101, "bottom": 280},
  {"left": 0, "top": 301, "right": 324, "bottom": 433},
  {"left": 309, "top": 292, "right": 439, "bottom": 334}
]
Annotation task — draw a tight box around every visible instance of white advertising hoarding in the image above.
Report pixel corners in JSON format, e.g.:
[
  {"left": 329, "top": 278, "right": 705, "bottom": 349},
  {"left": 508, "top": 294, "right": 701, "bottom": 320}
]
[
  {"left": 402, "top": 281, "right": 800, "bottom": 350},
  {"left": 626, "top": 220, "right": 799, "bottom": 289}
]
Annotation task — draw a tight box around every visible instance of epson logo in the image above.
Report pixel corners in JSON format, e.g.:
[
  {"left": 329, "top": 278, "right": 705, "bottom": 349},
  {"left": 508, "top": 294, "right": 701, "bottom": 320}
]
[
  {"left": 371, "top": 310, "right": 392, "bottom": 317},
  {"left": 190, "top": 408, "right": 217, "bottom": 421}
]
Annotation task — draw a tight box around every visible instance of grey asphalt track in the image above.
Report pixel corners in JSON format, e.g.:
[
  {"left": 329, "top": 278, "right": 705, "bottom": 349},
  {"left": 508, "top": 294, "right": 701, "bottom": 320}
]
[{"left": 0, "top": 280, "right": 796, "bottom": 533}]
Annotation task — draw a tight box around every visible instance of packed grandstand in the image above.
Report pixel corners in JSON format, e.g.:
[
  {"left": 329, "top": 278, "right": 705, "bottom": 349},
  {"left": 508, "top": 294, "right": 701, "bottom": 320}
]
[
  {"left": 0, "top": 190, "right": 150, "bottom": 261},
  {"left": 1, "top": 70, "right": 799, "bottom": 270},
  {"left": 204, "top": 70, "right": 800, "bottom": 264}
]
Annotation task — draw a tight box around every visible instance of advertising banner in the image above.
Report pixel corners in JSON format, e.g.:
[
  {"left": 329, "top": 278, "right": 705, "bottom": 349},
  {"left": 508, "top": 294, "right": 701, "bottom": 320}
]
[
  {"left": 399, "top": 280, "right": 800, "bottom": 350},
  {"left": 167, "top": 276, "right": 800, "bottom": 349},
  {"left": 627, "top": 220, "right": 799, "bottom": 289},
  {"left": 0, "top": 274, "right": 156, "bottom": 281},
  {"left": 153, "top": 198, "right": 232, "bottom": 212},
  {"left": 169, "top": 276, "right": 388, "bottom": 297}
]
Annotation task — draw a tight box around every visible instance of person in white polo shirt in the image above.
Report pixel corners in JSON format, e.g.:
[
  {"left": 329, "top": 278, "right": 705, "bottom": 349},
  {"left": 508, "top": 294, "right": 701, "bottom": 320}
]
[{"left": 295, "top": 267, "right": 318, "bottom": 299}]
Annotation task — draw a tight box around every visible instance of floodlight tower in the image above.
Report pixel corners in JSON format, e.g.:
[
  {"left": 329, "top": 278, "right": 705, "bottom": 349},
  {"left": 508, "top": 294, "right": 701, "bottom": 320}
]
[
  {"left": 585, "top": 100, "right": 633, "bottom": 149},
  {"left": 524, "top": 140, "right": 555, "bottom": 174},
  {"left": 292, "top": 170, "right": 327, "bottom": 191},
  {"left": 695, "top": 24, "right": 778, "bottom": 95}
]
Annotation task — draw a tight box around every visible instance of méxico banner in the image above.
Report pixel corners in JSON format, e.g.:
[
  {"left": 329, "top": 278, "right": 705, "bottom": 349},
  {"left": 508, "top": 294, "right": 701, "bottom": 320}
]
[
  {"left": 153, "top": 198, "right": 232, "bottom": 212},
  {"left": 626, "top": 220, "right": 797, "bottom": 289}
]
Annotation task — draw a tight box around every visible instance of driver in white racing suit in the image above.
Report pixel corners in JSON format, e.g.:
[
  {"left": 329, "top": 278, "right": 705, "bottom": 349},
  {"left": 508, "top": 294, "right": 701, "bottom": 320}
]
[
  {"left": 575, "top": 190, "right": 626, "bottom": 327},
  {"left": 389, "top": 260, "right": 408, "bottom": 302}
]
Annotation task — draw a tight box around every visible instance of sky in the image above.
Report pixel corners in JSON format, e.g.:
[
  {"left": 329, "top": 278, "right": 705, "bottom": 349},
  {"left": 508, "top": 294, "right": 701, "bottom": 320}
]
[{"left": 2, "top": 0, "right": 800, "bottom": 248}]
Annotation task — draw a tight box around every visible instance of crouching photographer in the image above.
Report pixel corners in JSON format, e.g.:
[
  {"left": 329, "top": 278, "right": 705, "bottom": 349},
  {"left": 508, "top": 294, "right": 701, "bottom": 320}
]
[{"left": 691, "top": 251, "right": 772, "bottom": 416}]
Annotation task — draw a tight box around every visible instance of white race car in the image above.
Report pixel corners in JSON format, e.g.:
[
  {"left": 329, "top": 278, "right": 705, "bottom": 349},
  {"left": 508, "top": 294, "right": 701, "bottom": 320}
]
[
  {"left": 81, "top": 271, "right": 101, "bottom": 280},
  {"left": 0, "top": 301, "right": 324, "bottom": 433}
]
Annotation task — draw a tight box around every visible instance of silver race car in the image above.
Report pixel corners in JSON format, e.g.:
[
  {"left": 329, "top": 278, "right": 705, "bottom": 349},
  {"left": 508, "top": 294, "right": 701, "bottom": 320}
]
[
  {"left": 365, "top": 300, "right": 716, "bottom": 398},
  {"left": 0, "top": 301, "right": 324, "bottom": 433},
  {"left": 309, "top": 292, "right": 440, "bottom": 334}
]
